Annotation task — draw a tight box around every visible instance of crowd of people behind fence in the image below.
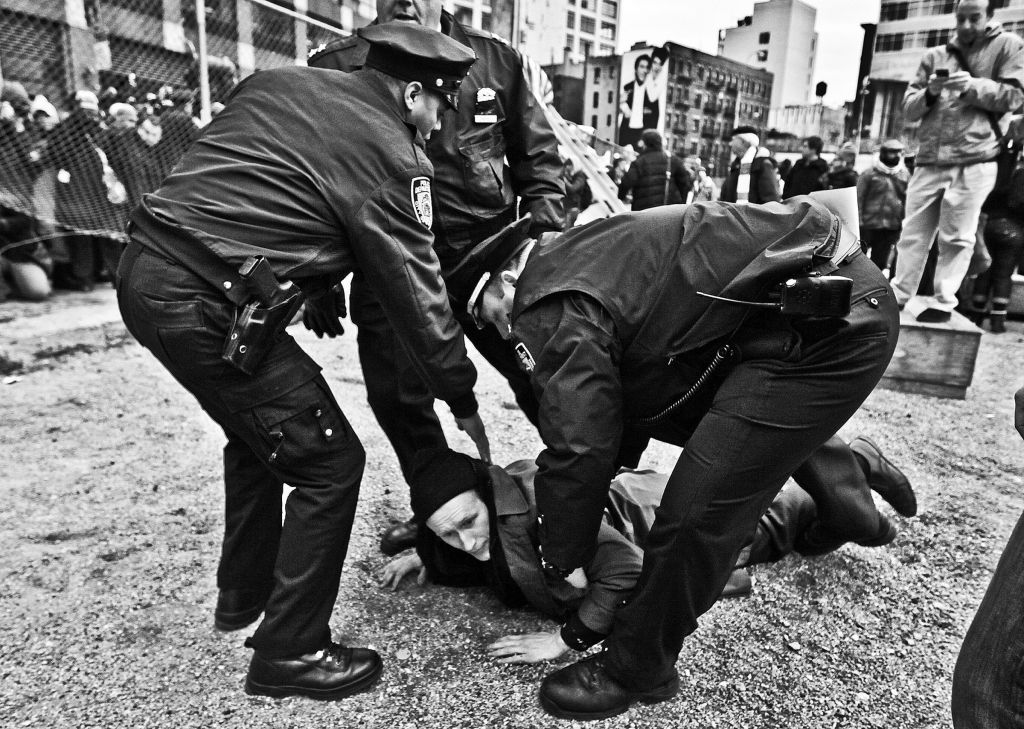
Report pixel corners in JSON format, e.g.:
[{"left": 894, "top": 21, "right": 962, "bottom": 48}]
[{"left": 0, "top": 80, "right": 208, "bottom": 302}]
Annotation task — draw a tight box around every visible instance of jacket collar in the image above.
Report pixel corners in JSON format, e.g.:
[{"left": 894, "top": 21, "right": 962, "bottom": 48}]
[
  {"left": 947, "top": 21, "right": 1004, "bottom": 53},
  {"left": 352, "top": 70, "right": 423, "bottom": 145},
  {"left": 490, "top": 462, "right": 533, "bottom": 516}
]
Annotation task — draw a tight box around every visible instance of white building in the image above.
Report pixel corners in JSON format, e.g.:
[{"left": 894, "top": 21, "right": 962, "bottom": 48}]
[
  {"left": 513, "top": 0, "right": 620, "bottom": 64},
  {"left": 868, "top": 0, "right": 1024, "bottom": 143},
  {"left": 718, "top": 0, "right": 818, "bottom": 109}
]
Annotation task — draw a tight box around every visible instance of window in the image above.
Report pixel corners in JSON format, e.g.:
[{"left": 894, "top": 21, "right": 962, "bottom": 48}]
[
  {"left": 690, "top": 142, "right": 698, "bottom": 155},
  {"left": 591, "top": 114, "right": 598, "bottom": 127},
  {"left": 692, "top": 118, "right": 700, "bottom": 132},
  {"left": 601, "top": 1, "right": 617, "bottom": 19},
  {"left": 875, "top": 32, "right": 905, "bottom": 53},
  {"left": 694, "top": 93, "right": 702, "bottom": 107},
  {"left": 480, "top": 10, "right": 491, "bottom": 31},
  {"left": 926, "top": 0, "right": 955, "bottom": 15},
  {"left": 600, "top": 22, "right": 615, "bottom": 41},
  {"left": 581, "top": 0, "right": 589, "bottom": 9},
  {"left": 566, "top": 33, "right": 574, "bottom": 51},
  {"left": 606, "top": 114, "right": 612, "bottom": 126},
  {"left": 756, "top": 49, "right": 768, "bottom": 62},
  {"left": 607, "top": 90, "right": 613, "bottom": 102},
  {"left": 879, "top": 2, "right": 909, "bottom": 21},
  {"left": 924, "top": 28, "right": 951, "bottom": 47},
  {"left": 567, "top": 11, "right": 575, "bottom": 28},
  {"left": 600, "top": 44, "right": 615, "bottom": 55},
  {"left": 593, "top": 66, "right": 601, "bottom": 82},
  {"left": 580, "top": 16, "right": 596, "bottom": 34},
  {"left": 593, "top": 91, "right": 599, "bottom": 106},
  {"left": 581, "top": 40, "right": 592, "bottom": 56},
  {"left": 758, "top": 31, "right": 770, "bottom": 44}
]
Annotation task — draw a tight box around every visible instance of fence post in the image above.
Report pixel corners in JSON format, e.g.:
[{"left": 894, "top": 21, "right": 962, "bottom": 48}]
[{"left": 194, "top": 0, "right": 212, "bottom": 124}]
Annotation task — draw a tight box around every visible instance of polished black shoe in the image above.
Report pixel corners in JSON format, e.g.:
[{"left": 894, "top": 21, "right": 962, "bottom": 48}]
[
  {"left": 245, "top": 642, "right": 383, "bottom": 700},
  {"left": 215, "top": 587, "right": 269, "bottom": 631},
  {"left": 380, "top": 519, "right": 418, "bottom": 556},
  {"left": 849, "top": 436, "right": 917, "bottom": 517},
  {"left": 539, "top": 652, "right": 679, "bottom": 720},
  {"left": 795, "top": 512, "right": 897, "bottom": 557}
]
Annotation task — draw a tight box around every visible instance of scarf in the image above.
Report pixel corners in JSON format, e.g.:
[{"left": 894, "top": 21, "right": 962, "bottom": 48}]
[
  {"left": 629, "top": 78, "right": 646, "bottom": 129},
  {"left": 735, "top": 139, "right": 768, "bottom": 203},
  {"left": 872, "top": 157, "right": 908, "bottom": 177}
]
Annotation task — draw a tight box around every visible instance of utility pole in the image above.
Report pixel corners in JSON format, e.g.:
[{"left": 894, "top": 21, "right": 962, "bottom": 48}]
[
  {"left": 853, "top": 77, "right": 871, "bottom": 152},
  {"left": 815, "top": 80, "right": 827, "bottom": 139}
]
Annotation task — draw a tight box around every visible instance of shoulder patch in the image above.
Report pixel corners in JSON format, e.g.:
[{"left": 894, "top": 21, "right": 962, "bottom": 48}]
[
  {"left": 411, "top": 176, "right": 433, "bottom": 229},
  {"left": 514, "top": 341, "right": 535, "bottom": 372}
]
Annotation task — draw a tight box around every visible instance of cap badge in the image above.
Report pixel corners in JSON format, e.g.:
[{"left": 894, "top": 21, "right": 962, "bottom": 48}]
[
  {"left": 411, "top": 176, "right": 433, "bottom": 229},
  {"left": 514, "top": 341, "right": 535, "bottom": 372},
  {"left": 436, "top": 78, "right": 443, "bottom": 87},
  {"left": 475, "top": 87, "right": 497, "bottom": 124}
]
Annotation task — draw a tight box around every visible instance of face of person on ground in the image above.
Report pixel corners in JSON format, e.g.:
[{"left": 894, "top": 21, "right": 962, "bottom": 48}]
[
  {"left": 477, "top": 271, "right": 517, "bottom": 340},
  {"left": 426, "top": 490, "right": 491, "bottom": 561},
  {"left": 404, "top": 83, "right": 444, "bottom": 139},
  {"left": 377, "top": 0, "right": 443, "bottom": 29},
  {"left": 955, "top": 0, "right": 991, "bottom": 47}
]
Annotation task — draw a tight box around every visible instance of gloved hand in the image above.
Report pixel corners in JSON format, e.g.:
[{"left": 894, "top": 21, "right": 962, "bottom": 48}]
[{"left": 302, "top": 283, "right": 347, "bottom": 338}]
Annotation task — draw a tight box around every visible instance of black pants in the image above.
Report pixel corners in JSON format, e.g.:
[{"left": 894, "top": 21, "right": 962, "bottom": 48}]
[
  {"left": 603, "top": 253, "right": 899, "bottom": 689},
  {"left": 116, "top": 242, "right": 365, "bottom": 658},
  {"left": 860, "top": 227, "right": 900, "bottom": 273},
  {"left": 348, "top": 271, "right": 538, "bottom": 483},
  {"left": 972, "top": 214, "right": 1024, "bottom": 313}
]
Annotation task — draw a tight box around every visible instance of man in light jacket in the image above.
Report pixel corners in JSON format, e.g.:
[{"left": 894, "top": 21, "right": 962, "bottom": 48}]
[{"left": 890, "top": 0, "right": 1024, "bottom": 320}]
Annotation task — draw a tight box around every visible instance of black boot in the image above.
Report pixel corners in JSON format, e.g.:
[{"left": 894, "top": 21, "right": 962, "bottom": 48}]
[
  {"left": 245, "top": 642, "right": 383, "bottom": 700},
  {"left": 849, "top": 435, "right": 917, "bottom": 517},
  {"left": 792, "top": 436, "right": 896, "bottom": 556},
  {"left": 989, "top": 311, "right": 1007, "bottom": 333},
  {"left": 539, "top": 652, "right": 679, "bottom": 720}
]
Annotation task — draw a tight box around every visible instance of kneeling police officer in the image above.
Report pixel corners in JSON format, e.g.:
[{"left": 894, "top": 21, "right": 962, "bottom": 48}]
[
  {"left": 456, "top": 198, "right": 900, "bottom": 720},
  {"left": 116, "top": 24, "right": 482, "bottom": 700}
]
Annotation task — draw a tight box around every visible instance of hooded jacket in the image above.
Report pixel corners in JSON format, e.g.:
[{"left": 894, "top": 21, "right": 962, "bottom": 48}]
[
  {"left": 782, "top": 157, "right": 828, "bottom": 199},
  {"left": 904, "top": 22, "right": 1024, "bottom": 166},
  {"left": 617, "top": 146, "right": 692, "bottom": 211}
]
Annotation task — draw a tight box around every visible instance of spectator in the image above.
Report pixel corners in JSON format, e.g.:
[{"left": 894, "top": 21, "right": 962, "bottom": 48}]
[
  {"left": 617, "top": 129, "right": 693, "bottom": 211},
  {"left": 890, "top": 0, "right": 1024, "bottom": 321},
  {"left": 607, "top": 155, "right": 629, "bottom": 186},
  {"left": 782, "top": 135, "right": 827, "bottom": 198},
  {"left": 969, "top": 117, "right": 1024, "bottom": 332},
  {"left": 821, "top": 142, "right": 860, "bottom": 190},
  {"left": 29, "top": 95, "right": 59, "bottom": 139},
  {"left": 857, "top": 139, "right": 910, "bottom": 273},
  {"left": 39, "top": 89, "right": 124, "bottom": 291},
  {"left": 719, "top": 125, "right": 780, "bottom": 204},
  {"left": 561, "top": 158, "right": 590, "bottom": 227},
  {"left": 102, "top": 104, "right": 163, "bottom": 215},
  {"left": 0, "top": 81, "right": 51, "bottom": 301},
  {"left": 777, "top": 158, "right": 792, "bottom": 182},
  {"left": 154, "top": 89, "right": 200, "bottom": 180},
  {"left": 950, "top": 384, "right": 1024, "bottom": 727},
  {"left": 693, "top": 166, "right": 717, "bottom": 202}
]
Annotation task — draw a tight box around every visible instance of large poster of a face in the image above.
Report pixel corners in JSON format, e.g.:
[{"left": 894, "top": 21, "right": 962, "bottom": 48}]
[{"left": 617, "top": 45, "right": 668, "bottom": 151}]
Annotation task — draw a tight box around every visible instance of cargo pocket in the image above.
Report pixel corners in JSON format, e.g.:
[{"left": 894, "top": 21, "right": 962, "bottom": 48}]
[
  {"left": 251, "top": 378, "right": 344, "bottom": 468},
  {"left": 458, "top": 135, "right": 512, "bottom": 209}
]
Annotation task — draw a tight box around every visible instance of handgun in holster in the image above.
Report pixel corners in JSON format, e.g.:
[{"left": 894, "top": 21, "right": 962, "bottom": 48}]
[{"left": 221, "top": 256, "right": 305, "bottom": 375}]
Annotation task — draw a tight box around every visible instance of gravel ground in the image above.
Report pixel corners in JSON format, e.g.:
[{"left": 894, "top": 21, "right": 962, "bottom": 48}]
[{"left": 3, "top": 310, "right": 1024, "bottom": 728}]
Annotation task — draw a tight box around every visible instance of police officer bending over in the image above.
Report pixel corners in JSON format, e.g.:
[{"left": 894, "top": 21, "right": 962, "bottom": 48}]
[
  {"left": 459, "top": 198, "right": 899, "bottom": 720},
  {"left": 309, "top": 0, "right": 565, "bottom": 554},
  {"left": 116, "top": 24, "right": 482, "bottom": 700}
]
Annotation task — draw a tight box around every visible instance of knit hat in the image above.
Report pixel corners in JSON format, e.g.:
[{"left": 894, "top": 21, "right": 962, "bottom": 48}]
[
  {"left": 409, "top": 448, "right": 486, "bottom": 524},
  {"left": 641, "top": 129, "right": 663, "bottom": 150},
  {"left": 74, "top": 89, "right": 99, "bottom": 112},
  {"left": 880, "top": 139, "right": 904, "bottom": 152},
  {"left": 2, "top": 81, "right": 30, "bottom": 114},
  {"left": 30, "top": 94, "right": 59, "bottom": 121},
  {"left": 108, "top": 102, "right": 138, "bottom": 125}
]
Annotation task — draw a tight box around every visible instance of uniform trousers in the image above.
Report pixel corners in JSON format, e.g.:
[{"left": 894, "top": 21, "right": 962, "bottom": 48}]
[
  {"left": 952, "top": 506, "right": 1024, "bottom": 728},
  {"left": 891, "top": 161, "right": 997, "bottom": 311},
  {"left": 602, "top": 253, "right": 899, "bottom": 689},
  {"left": 116, "top": 241, "right": 365, "bottom": 658},
  {"left": 348, "top": 271, "right": 538, "bottom": 484}
]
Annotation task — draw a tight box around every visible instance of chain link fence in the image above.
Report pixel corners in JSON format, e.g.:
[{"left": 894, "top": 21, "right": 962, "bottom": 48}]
[{"left": 0, "top": 0, "right": 349, "bottom": 293}]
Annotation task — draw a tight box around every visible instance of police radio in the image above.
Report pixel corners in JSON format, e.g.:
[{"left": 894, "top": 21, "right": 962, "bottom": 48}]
[{"left": 696, "top": 275, "right": 854, "bottom": 318}]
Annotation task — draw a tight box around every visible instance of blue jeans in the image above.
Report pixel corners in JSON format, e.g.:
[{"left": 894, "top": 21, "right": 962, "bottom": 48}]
[{"left": 952, "top": 507, "right": 1024, "bottom": 728}]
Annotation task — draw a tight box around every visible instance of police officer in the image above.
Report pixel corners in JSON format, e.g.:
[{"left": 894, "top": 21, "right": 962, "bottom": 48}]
[
  {"left": 308, "top": 0, "right": 565, "bottom": 553},
  {"left": 459, "top": 198, "right": 900, "bottom": 720},
  {"left": 116, "top": 23, "right": 482, "bottom": 700}
]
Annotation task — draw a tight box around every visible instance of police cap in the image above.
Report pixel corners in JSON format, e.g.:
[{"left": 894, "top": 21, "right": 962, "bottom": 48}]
[
  {"left": 358, "top": 23, "right": 476, "bottom": 110},
  {"left": 446, "top": 214, "right": 534, "bottom": 316}
]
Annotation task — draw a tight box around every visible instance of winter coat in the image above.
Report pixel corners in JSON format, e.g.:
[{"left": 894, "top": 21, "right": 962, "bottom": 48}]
[
  {"left": 782, "top": 157, "right": 828, "bottom": 199},
  {"left": 858, "top": 164, "right": 909, "bottom": 231},
  {"left": 904, "top": 22, "right": 1024, "bottom": 166},
  {"left": 719, "top": 152, "right": 780, "bottom": 204},
  {"left": 617, "top": 149, "right": 692, "bottom": 211}
]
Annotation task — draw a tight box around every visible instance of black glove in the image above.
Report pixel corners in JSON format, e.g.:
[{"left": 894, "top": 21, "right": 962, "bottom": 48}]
[{"left": 302, "top": 283, "right": 347, "bottom": 338}]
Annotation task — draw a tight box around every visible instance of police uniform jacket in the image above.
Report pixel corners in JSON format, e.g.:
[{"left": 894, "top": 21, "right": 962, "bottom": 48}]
[
  {"left": 132, "top": 65, "right": 478, "bottom": 416},
  {"left": 509, "top": 199, "right": 851, "bottom": 569},
  {"left": 308, "top": 12, "right": 565, "bottom": 241},
  {"left": 416, "top": 460, "right": 643, "bottom": 650}
]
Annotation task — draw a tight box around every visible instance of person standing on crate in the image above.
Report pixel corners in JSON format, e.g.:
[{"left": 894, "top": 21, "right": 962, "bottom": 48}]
[
  {"left": 116, "top": 23, "right": 487, "bottom": 701},
  {"left": 308, "top": 0, "right": 565, "bottom": 556},
  {"left": 454, "top": 197, "right": 899, "bottom": 720}
]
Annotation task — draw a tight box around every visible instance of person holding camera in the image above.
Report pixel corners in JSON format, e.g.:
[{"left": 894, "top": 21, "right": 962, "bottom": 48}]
[
  {"left": 890, "top": 0, "right": 1024, "bottom": 321},
  {"left": 116, "top": 23, "right": 489, "bottom": 701},
  {"left": 452, "top": 197, "right": 899, "bottom": 720}
]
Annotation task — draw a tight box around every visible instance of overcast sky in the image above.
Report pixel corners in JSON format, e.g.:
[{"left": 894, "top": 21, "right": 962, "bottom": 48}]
[{"left": 617, "top": 0, "right": 880, "bottom": 106}]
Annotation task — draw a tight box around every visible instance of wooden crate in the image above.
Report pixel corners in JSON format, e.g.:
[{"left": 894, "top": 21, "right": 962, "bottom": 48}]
[
  {"left": 879, "top": 310, "right": 982, "bottom": 400},
  {"left": 1009, "top": 274, "right": 1024, "bottom": 316}
]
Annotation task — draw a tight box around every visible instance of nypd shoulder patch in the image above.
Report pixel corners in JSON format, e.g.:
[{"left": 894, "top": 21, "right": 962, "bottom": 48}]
[
  {"left": 410, "top": 176, "right": 433, "bottom": 229},
  {"left": 514, "top": 342, "right": 536, "bottom": 373}
]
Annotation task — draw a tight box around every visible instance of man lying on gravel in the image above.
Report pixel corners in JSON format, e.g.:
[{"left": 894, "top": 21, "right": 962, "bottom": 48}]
[{"left": 379, "top": 442, "right": 916, "bottom": 664}]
